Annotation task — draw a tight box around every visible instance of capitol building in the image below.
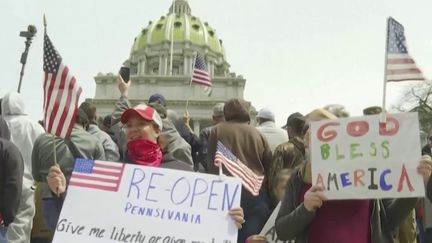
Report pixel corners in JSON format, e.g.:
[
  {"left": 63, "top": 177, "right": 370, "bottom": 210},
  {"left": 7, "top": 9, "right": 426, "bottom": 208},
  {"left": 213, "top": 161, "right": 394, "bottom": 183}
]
[{"left": 90, "top": 0, "right": 246, "bottom": 133}]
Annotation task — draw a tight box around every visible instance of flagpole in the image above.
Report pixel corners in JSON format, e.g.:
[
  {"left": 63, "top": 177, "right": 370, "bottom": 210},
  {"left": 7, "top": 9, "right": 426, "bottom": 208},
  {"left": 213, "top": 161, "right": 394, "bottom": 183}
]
[
  {"left": 44, "top": 15, "right": 59, "bottom": 167},
  {"left": 169, "top": 0, "right": 175, "bottom": 76},
  {"left": 185, "top": 53, "right": 197, "bottom": 112},
  {"left": 381, "top": 17, "right": 390, "bottom": 121}
]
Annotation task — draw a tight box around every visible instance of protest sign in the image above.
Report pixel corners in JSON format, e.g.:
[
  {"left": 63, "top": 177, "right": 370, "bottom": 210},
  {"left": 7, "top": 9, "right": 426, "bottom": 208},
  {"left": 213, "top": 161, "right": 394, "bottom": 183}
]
[
  {"left": 259, "top": 202, "right": 294, "bottom": 243},
  {"left": 52, "top": 159, "right": 242, "bottom": 243},
  {"left": 311, "top": 112, "right": 425, "bottom": 199}
]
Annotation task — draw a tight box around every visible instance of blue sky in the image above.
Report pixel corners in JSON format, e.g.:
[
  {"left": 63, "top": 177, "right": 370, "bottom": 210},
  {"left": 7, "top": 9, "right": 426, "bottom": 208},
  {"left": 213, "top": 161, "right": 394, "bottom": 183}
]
[{"left": 1, "top": 0, "right": 431, "bottom": 126}]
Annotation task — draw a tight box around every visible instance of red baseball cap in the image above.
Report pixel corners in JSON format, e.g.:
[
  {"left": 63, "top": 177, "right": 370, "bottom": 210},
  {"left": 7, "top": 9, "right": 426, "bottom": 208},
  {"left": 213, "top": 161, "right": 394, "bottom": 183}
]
[{"left": 121, "top": 104, "right": 163, "bottom": 129}]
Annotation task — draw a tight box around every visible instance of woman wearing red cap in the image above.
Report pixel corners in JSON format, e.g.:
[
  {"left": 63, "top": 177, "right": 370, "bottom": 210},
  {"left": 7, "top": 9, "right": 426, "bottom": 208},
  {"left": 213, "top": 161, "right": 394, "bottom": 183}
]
[{"left": 117, "top": 76, "right": 246, "bottom": 230}]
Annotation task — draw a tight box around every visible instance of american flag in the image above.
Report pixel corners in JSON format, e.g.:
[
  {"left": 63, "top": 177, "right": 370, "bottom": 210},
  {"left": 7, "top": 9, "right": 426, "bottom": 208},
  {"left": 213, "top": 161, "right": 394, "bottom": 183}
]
[
  {"left": 43, "top": 33, "right": 82, "bottom": 139},
  {"left": 386, "top": 17, "right": 425, "bottom": 82},
  {"left": 214, "top": 141, "right": 264, "bottom": 196},
  {"left": 69, "top": 159, "right": 125, "bottom": 192},
  {"left": 191, "top": 53, "right": 212, "bottom": 96}
]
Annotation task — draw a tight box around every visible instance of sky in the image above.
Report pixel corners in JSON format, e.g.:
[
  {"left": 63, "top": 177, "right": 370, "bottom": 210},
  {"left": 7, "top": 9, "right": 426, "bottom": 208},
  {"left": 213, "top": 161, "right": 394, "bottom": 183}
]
[{"left": 1, "top": 0, "right": 432, "bottom": 126}]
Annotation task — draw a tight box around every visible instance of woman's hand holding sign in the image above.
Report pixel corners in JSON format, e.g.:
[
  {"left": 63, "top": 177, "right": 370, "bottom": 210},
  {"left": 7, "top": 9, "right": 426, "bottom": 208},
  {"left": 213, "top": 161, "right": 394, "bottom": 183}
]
[
  {"left": 228, "top": 207, "right": 245, "bottom": 229},
  {"left": 418, "top": 155, "right": 432, "bottom": 184},
  {"left": 47, "top": 165, "right": 67, "bottom": 196},
  {"left": 304, "top": 185, "right": 327, "bottom": 212}
]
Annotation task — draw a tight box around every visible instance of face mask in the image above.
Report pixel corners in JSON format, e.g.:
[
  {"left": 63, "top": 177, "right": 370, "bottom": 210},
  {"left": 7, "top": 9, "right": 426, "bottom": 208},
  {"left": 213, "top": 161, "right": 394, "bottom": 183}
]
[{"left": 127, "top": 139, "right": 162, "bottom": 167}]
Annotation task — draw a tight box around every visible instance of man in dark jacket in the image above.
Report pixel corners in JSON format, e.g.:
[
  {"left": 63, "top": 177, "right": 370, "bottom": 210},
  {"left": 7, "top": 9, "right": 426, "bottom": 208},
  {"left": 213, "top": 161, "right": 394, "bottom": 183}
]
[
  {"left": 0, "top": 117, "right": 24, "bottom": 242},
  {"left": 32, "top": 110, "right": 105, "bottom": 230},
  {"left": 207, "top": 98, "right": 273, "bottom": 243},
  {"left": 198, "top": 103, "right": 224, "bottom": 172}
]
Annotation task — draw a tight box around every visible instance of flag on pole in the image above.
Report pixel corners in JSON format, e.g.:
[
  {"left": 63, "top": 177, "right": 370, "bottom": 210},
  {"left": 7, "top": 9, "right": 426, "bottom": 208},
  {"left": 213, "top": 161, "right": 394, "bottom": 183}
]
[
  {"left": 386, "top": 17, "right": 425, "bottom": 82},
  {"left": 191, "top": 53, "right": 212, "bottom": 96},
  {"left": 69, "top": 159, "right": 125, "bottom": 192},
  {"left": 214, "top": 141, "right": 264, "bottom": 196},
  {"left": 43, "top": 32, "right": 82, "bottom": 139}
]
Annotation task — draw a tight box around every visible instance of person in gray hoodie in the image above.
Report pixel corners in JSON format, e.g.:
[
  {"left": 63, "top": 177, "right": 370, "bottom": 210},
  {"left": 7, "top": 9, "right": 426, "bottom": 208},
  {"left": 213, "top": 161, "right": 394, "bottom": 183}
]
[
  {"left": 2, "top": 92, "right": 44, "bottom": 243},
  {"left": 0, "top": 117, "right": 24, "bottom": 243},
  {"left": 32, "top": 109, "right": 105, "bottom": 230},
  {"left": 79, "top": 101, "right": 120, "bottom": 162}
]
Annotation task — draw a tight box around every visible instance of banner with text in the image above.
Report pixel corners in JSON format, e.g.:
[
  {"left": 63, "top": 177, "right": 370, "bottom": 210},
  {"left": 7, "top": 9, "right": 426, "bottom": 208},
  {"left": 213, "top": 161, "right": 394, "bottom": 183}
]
[
  {"left": 52, "top": 159, "right": 242, "bottom": 243},
  {"left": 311, "top": 112, "right": 425, "bottom": 199}
]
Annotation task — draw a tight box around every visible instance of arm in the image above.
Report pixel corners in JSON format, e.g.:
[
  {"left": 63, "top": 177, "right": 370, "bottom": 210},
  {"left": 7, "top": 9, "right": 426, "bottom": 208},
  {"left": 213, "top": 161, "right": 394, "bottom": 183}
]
[
  {"left": 111, "top": 76, "right": 132, "bottom": 126},
  {"left": 95, "top": 141, "right": 106, "bottom": 161},
  {"left": 206, "top": 127, "right": 218, "bottom": 174},
  {"left": 102, "top": 136, "right": 120, "bottom": 162},
  {"left": 2, "top": 142, "right": 24, "bottom": 226},
  {"left": 31, "top": 135, "right": 43, "bottom": 182},
  {"left": 381, "top": 198, "right": 419, "bottom": 231},
  {"left": 275, "top": 175, "right": 317, "bottom": 240}
]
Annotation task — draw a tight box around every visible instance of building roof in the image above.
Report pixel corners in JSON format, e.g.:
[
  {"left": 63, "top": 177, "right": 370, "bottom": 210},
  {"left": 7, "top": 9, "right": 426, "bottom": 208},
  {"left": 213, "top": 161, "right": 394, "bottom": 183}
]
[{"left": 130, "top": 0, "right": 226, "bottom": 58}]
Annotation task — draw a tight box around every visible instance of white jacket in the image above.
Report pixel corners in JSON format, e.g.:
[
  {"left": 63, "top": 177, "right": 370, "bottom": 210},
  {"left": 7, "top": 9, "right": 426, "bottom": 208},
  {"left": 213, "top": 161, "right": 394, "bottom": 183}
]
[
  {"left": 2, "top": 92, "right": 44, "bottom": 243},
  {"left": 2, "top": 92, "right": 45, "bottom": 182},
  {"left": 257, "top": 121, "right": 288, "bottom": 153}
]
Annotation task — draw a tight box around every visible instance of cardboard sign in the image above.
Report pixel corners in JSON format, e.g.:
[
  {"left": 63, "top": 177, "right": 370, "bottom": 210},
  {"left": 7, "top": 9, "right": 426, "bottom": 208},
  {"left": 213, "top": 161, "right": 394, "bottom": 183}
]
[
  {"left": 259, "top": 202, "right": 294, "bottom": 243},
  {"left": 311, "top": 113, "right": 425, "bottom": 199},
  {"left": 52, "top": 159, "right": 242, "bottom": 243}
]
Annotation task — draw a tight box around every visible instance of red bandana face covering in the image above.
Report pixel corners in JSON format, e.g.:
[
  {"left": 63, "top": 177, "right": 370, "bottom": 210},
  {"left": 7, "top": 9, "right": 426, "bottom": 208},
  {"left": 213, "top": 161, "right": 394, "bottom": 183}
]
[{"left": 127, "top": 139, "right": 162, "bottom": 167}]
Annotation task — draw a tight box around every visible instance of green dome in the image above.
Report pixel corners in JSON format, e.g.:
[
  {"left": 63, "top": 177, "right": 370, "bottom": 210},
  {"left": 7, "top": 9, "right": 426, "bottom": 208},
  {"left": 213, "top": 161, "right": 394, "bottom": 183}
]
[{"left": 130, "top": 1, "right": 225, "bottom": 57}]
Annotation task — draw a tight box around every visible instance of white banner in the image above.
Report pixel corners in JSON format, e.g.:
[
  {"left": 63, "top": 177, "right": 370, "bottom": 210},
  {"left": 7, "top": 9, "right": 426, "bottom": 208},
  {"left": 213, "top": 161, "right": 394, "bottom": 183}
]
[
  {"left": 311, "top": 113, "right": 425, "bottom": 199},
  {"left": 52, "top": 159, "right": 242, "bottom": 243}
]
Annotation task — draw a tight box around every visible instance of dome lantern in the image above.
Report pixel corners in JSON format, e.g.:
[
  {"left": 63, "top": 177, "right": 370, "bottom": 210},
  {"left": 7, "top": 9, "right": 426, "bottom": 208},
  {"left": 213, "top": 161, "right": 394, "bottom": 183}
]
[{"left": 169, "top": 0, "right": 191, "bottom": 16}]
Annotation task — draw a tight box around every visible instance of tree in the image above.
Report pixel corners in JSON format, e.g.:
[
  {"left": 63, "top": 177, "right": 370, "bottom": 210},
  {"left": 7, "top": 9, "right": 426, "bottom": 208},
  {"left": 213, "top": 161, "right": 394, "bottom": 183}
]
[{"left": 392, "top": 80, "right": 432, "bottom": 142}]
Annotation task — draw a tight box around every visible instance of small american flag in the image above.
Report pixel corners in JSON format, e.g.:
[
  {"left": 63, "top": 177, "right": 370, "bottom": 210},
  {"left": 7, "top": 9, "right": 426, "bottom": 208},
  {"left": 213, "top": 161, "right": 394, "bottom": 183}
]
[
  {"left": 386, "top": 17, "right": 425, "bottom": 82},
  {"left": 214, "top": 141, "right": 264, "bottom": 196},
  {"left": 43, "top": 32, "right": 82, "bottom": 139},
  {"left": 191, "top": 53, "right": 212, "bottom": 96},
  {"left": 69, "top": 159, "right": 125, "bottom": 192}
]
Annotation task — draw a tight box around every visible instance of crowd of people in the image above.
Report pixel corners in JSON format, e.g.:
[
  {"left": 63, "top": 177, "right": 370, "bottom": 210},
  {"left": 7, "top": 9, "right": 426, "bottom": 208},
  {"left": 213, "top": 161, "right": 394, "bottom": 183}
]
[{"left": 0, "top": 76, "right": 432, "bottom": 243}]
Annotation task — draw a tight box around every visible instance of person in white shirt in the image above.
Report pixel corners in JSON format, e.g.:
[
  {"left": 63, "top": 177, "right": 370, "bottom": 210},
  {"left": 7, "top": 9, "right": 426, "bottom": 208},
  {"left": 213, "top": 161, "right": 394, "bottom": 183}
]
[{"left": 256, "top": 108, "right": 288, "bottom": 153}]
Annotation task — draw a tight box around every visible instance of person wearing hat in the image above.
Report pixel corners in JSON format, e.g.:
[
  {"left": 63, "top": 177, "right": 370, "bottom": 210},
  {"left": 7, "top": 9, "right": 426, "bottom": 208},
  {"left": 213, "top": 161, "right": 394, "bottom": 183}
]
[
  {"left": 256, "top": 108, "right": 288, "bottom": 153},
  {"left": 79, "top": 101, "right": 120, "bottom": 162},
  {"left": 207, "top": 98, "right": 273, "bottom": 243},
  {"left": 148, "top": 93, "right": 167, "bottom": 107},
  {"left": 198, "top": 103, "right": 225, "bottom": 172},
  {"left": 363, "top": 106, "right": 383, "bottom": 116},
  {"left": 32, "top": 109, "right": 105, "bottom": 230},
  {"left": 120, "top": 104, "right": 169, "bottom": 167},
  {"left": 269, "top": 112, "right": 305, "bottom": 206},
  {"left": 111, "top": 76, "right": 193, "bottom": 168},
  {"left": 275, "top": 108, "right": 431, "bottom": 243}
]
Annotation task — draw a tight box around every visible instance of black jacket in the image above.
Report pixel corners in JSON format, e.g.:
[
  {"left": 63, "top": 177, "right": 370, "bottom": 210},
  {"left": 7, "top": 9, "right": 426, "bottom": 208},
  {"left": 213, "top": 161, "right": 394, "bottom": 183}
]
[{"left": 0, "top": 138, "right": 24, "bottom": 226}]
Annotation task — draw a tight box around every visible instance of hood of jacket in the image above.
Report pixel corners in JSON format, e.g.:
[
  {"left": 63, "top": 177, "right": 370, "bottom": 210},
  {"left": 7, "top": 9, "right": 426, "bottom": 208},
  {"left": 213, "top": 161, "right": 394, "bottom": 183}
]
[
  {"left": 223, "top": 98, "right": 251, "bottom": 123},
  {"left": 0, "top": 116, "right": 10, "bottom": 140},
  {"left": 2, "top": 92, "right": 26, "bottom": 116}
]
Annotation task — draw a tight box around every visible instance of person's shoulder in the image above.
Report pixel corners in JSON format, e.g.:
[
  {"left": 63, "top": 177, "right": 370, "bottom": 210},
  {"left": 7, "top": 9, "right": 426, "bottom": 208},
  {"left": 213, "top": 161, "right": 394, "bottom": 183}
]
[
  {"left": 274, "top": 141, "right": 295, "bottom": 152},
  {"left": 161, "top": 154, "right": 194, "bottom": 171}
]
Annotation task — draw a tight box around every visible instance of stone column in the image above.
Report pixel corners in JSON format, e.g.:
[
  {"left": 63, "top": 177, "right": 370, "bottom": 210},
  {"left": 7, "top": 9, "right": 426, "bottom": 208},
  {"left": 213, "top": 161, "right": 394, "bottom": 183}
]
[
  {"left": 163, "top": 54, "right": 169, "bottom": 75},
  {"left": 183, "top": 55, "right": 189, "bottom": 75},
  {"left": 209, "top": 62, "right": 214, "bottom": 77},
  {"left": 158, "top": 55, "right": 163, "bottom": 75},
  {"left": 193, "top": 119, "right": 200, "bottom": 135},
  {"left": 140, "top": 59, "right": 146, "bottom": 75}
]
